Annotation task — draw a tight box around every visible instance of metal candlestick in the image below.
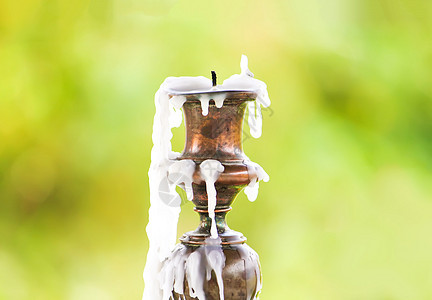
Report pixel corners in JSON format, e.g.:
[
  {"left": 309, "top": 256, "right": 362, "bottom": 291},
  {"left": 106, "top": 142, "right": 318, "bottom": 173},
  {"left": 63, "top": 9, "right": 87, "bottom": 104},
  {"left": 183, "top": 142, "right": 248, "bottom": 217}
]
[{"left": 168, "top": 91, "right": 262, "bottom": 300}]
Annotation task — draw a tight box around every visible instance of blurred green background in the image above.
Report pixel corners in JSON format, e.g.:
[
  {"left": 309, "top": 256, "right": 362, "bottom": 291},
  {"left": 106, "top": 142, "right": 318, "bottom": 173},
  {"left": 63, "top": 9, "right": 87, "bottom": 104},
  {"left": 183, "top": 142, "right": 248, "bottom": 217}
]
[{"left": 1, "top": 0, "right": 432, "bottom": 299}]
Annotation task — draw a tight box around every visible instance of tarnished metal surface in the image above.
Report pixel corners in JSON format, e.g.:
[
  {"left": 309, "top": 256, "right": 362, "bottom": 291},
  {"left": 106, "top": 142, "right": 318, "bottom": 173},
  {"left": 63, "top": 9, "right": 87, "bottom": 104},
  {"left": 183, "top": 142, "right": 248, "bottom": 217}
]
[{"left": 171, "top": 244, "right": 260, "bottom": 300}]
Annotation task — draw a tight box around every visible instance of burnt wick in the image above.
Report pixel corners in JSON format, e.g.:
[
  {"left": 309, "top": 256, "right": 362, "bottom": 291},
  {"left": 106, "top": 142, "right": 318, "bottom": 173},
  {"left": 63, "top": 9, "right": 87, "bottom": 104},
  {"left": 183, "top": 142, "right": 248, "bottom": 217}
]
[{"left": 211, "top": 71, "right": 217, "bottom": 87}]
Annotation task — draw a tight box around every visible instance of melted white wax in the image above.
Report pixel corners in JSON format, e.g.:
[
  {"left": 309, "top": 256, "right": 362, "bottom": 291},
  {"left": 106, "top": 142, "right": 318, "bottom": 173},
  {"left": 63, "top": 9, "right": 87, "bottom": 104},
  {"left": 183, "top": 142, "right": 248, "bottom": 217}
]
[
  {"left": 160, "top": 237, "right": 226, "bottom": 300},
  {"left": 237, "top": 244, "right": 263, "bottom": 299},
  {"left": 199, "top": 160, "right": 224, "bottom": 239},
  {"left": 198, "top": 93, "right": 226, "bottom": 116},
  {"left": 244, "top": 160, "right": 270, "bottom": 202},
  {"left": 143, "top": 82, "right": 195, "bottom": 300},
  {"left": 164, "top": 55, "right": 271, "bottom": 135},
  {"left": 168, "top": 160, "right": 196, "bottom": 201},
  {"left": 144, "top": 55, "right": 270, "bottom": 300},
  {"left": 223, "top": 55, "right": 271, "bottom": 138}
]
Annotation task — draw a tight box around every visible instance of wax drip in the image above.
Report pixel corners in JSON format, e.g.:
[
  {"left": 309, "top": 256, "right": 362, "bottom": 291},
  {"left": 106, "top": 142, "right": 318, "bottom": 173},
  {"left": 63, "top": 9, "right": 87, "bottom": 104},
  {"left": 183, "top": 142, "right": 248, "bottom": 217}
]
[
  {"left": 162, "top": 243, "right": 260, "bottom": 300},
  {"left": 161, "top": 243, "right": 262, "bottom": 300},
  {"left": 144, "top": 84, "right": 184, "bottom": 300},
  {"left": 204, "top": 237, "right": 225, "bottom": 300},
  {"left": 160, "top": 238, "right": 226, "bottom": 300},
  {"left": 222, "top": 55, "right": 271, "bottom": 138},
  {"left": 199, "top": 94, "right": 211, "bottom": 116},
  {"left": 198, "top": 93, "right": 226, "bottom": 116},
  {"left": 244, "top": 160, "right": 269, "bottom": 202},
  {"left": 200, "top": 160, "right": 224, "bottom": 239},
  {"left": 168, "top": 160, "right": 196, "bottom": 201},
  {"left": 237, "top": 244, "right": 262, "bottom": 299}
]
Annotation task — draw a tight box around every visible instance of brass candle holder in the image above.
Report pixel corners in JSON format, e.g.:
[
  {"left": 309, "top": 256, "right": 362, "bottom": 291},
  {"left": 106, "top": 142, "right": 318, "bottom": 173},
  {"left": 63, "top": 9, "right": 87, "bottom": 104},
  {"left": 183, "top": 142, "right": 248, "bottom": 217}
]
[{"left": 165, "top": 90, "right": 262, "bottom": 300}]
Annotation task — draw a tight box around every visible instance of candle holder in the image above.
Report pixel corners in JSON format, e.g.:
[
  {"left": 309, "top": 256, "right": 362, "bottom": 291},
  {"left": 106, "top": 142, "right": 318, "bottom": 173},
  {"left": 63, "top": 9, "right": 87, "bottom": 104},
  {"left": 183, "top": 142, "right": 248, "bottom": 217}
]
[{"left": 164, "top": 90, "right": 262, "bottom": 300}]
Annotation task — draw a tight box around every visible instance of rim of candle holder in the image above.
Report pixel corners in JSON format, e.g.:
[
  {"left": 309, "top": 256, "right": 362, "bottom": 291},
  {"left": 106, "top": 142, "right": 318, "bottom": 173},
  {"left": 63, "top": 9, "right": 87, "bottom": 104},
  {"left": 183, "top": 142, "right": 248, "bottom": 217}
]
[
  {"left": 167, "top": 90, "right": 258, "bottom": 100},
  {"left": 180, "top": 230, "right": 247, "bottom": 246},
  {"left": 171, "top": 159, "right": 258, "bottom": 186}
]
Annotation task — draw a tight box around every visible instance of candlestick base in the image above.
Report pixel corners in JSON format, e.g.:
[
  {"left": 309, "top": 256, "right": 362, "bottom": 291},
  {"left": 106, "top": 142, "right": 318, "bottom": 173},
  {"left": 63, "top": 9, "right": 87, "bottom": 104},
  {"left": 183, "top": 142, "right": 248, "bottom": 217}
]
[{"left": 170, "top": 243, "right": 261, "bottom": 300}]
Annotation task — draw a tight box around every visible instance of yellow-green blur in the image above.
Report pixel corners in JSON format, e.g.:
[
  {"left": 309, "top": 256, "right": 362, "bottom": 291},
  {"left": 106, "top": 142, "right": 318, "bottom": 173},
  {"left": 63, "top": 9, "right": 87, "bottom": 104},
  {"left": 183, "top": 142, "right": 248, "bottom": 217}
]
[{"left": 1, "top": 0, "right": 432, "bottom": 299}]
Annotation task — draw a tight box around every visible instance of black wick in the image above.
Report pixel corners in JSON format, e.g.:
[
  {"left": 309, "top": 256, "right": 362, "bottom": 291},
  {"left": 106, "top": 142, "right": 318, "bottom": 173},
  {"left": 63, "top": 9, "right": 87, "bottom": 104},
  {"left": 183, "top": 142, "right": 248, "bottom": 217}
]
[{"left": 211, "top": 71, "right": 217, "bottom": 87}]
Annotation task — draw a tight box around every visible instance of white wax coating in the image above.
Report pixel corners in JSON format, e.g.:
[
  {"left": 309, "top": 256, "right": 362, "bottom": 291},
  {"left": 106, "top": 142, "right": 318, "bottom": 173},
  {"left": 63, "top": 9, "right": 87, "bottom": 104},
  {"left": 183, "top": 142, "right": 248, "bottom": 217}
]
[
  {"left": 159, "top": 237, "right": 226, "bottom": 300},
  {"left": 168, "top": 159, "right": 196, "bottom": 201},
  {"left": 199, "top": 160, "right": 224, "bottom": 239},
  {"left": 199, "top": 94, "right": 211, "bottom": 116},
  {"left": 213, "top": 93, "right": 225, "bottom": 108},
  {"left": 237, "top": 244, "right": 262, "bottom": 299},
  {"left": 186, "top": 251, "right": 206, "bottom": 299},
  {"left": 144, "top": 85, "right": 183, "bottom": 300},
  {"left": 159, "top": 250, "right": 175, "bottom": 300},
  {"left": 144, "top": 82, "right": 196, "bottom": 300},
  {"left": 193, "top": 93, "right": 227, "bottom": 116},
  {"left": 164, "top": 76, "right": 213, "bottom": 94},
  {"left": 222, "top": 55, "right": 271, "bottom": 138},
  {"left": 173, "top": 247, "right": 187, "bottom": 295},
  {"left": 244, "top": 160, "right": 270, "bottom": 202},
  {"left": 204, "top": 237, "right": 225, "bottom": 300},
  {"left": 172, "top": 245, "right": 187, "bottom": 295},
  {"left": 170, "top": 95, "right": 187, "bottom": 110},
  {"left": 162, "top": 55, "right": 271, "bottom": 136},
  {"left": 247, "top": 101, "right": 264, "bottom": 138}
]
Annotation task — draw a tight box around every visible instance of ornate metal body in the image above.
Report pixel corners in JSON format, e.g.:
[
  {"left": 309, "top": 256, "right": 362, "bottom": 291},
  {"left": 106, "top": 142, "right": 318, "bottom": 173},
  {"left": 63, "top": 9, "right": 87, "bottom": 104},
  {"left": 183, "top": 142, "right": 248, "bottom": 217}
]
[{"left": 170, "top": 91, "right": 261, "bottom": 300}]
